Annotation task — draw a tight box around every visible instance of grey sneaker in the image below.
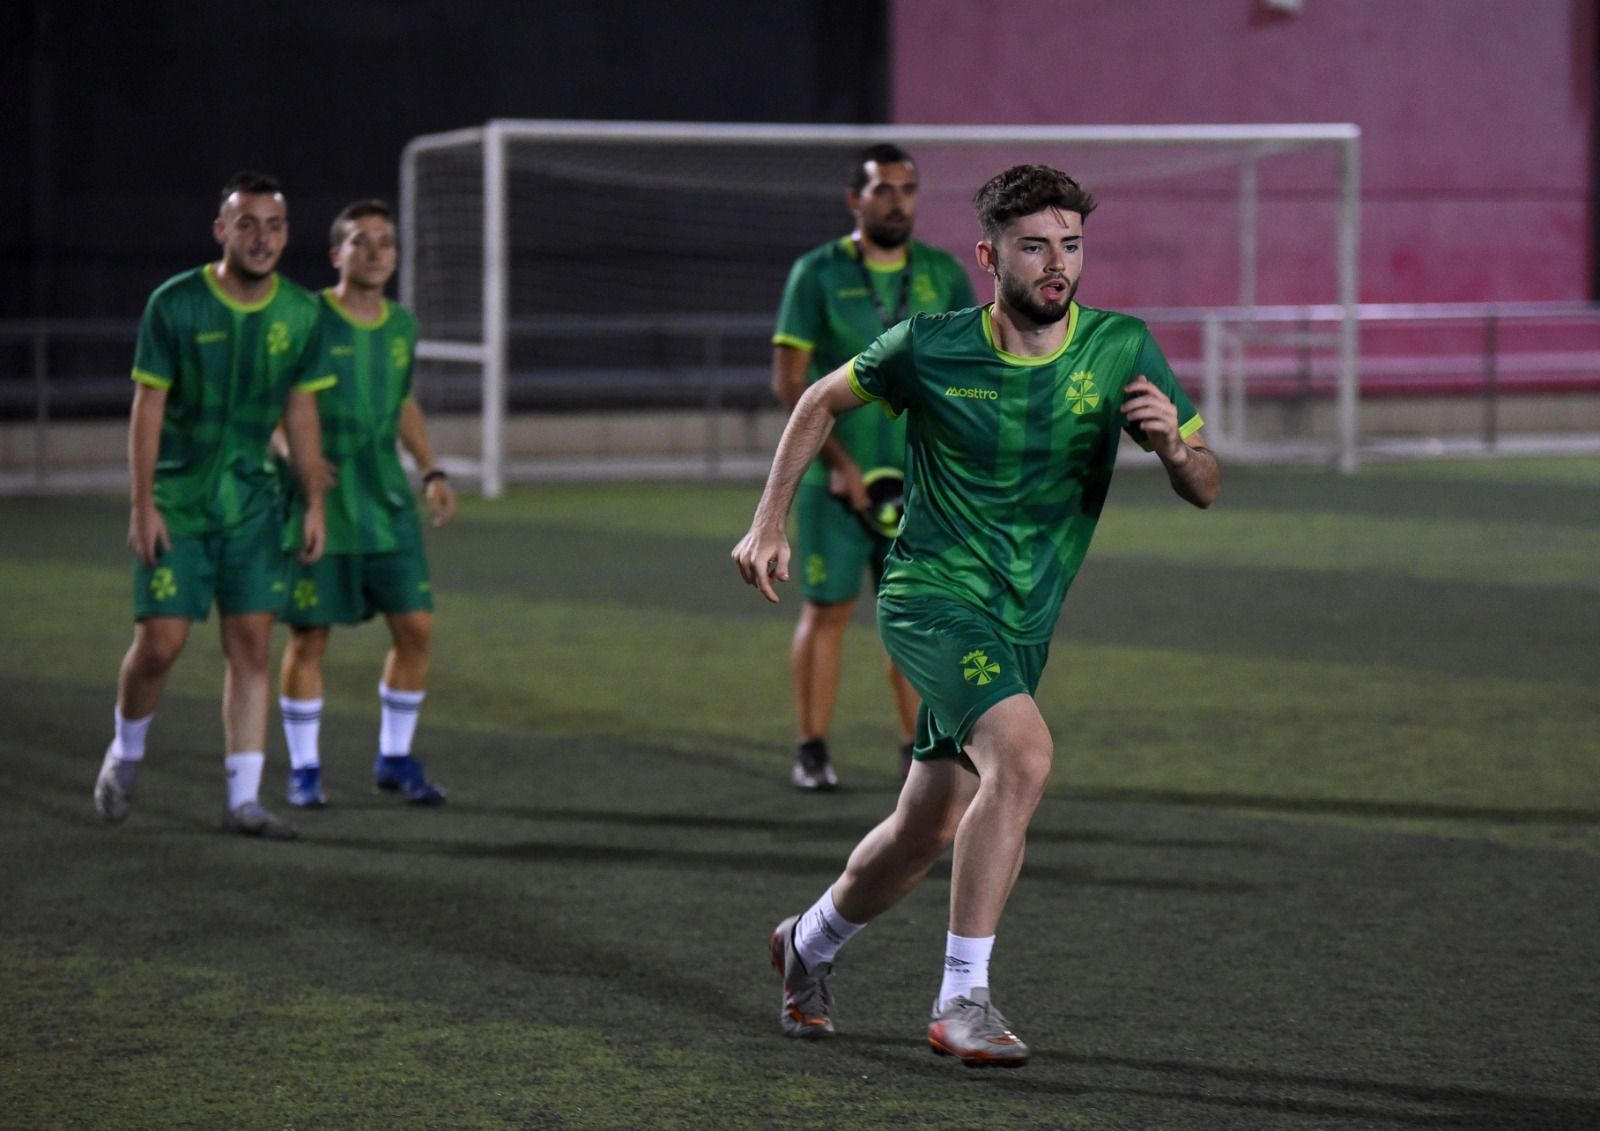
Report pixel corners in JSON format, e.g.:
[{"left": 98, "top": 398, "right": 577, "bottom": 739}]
[
  {"left": 223, "top": 801, "right": 299, "bottom": 841},
  {"left": 927, "top": 988, "right": 1030, "bottom": 1068},
  {"left": 791, "top": 741, "right": 838, "bottom": 792},
  {"left": 93, "top": 744, "right": 137, "bottom": 824},
  {"left": 769, "top": 914, "right": 835, "bottom": 1038}
]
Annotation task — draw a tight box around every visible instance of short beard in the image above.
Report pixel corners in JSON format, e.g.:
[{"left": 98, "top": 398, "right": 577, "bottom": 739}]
[
  {"left": 227, "top": 254, "right": 276, "bottom": 283},
  {"left": 863, "top": 217, "right": 911, "bottom": 250},
  {"left": 997, "top": 268, "right": 1075, "bottom": 326}
]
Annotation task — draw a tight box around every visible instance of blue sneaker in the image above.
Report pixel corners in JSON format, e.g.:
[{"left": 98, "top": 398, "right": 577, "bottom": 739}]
[
  {"left": 373, "top": 754, "right": 446, "bottom": 805},
  {"left": 286, "top": 766, "right": 327, "bottom": 808}
]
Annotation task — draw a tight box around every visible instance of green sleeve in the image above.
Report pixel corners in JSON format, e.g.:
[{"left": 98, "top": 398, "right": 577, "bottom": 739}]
[
  {"left": 131, "top": 293, "right": 177, "bottom": 389},
  {"left": 1123, "top": 329, "right": 1203, "bottom": 448},
  {"left": 291, "top": 304, "right": 337, "bottom": 394},
  {"left": 846, "top": 318, "right": 917, "bottom": 415},
  {"left": 772, "top": 256, "right": 824, "bottom": 351}
]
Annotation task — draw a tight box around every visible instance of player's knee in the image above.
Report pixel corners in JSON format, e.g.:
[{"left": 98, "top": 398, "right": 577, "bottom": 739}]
[
  {"left": 985, "top": 739, "right": 1054, "bottom": 808},
  {"left": 391, "top": 614, "right": 431, "bottom": 657},
  {"left": 132, "top": 624, "right": 186, "bottom": 673}
]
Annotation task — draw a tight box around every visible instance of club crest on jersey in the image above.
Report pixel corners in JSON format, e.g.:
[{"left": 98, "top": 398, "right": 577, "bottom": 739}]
[
  {"left": 390, "top": 338, "right": 410, "bottom": 369},
  {"left": 266, "top": 321, "right": 291, "bottom": 356},
  {"left": 1065, "top": 371, "right": 1099, "bottom": 415}
]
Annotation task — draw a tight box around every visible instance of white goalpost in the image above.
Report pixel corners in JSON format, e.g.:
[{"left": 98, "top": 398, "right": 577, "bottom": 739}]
[{"left": 400, "top": 120, "right": 1362, "bottom": 496}]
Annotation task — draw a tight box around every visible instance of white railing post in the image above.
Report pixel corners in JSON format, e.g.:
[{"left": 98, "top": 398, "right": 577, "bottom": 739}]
[{"left": 481, "top": 122, "right": 508, "bottom": 499}]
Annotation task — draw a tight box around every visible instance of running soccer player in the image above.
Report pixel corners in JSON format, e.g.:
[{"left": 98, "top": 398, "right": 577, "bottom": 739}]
[
  {"left": 93, "top": 171, "right": 333, "bottom": 840},
  {"left": 276, "top": 199, "right": 457, "bottom": 808},
  {"left": 733, "top": 165, "right": 1220, "bottom": 1066},
  {"left": 771, "top": 143, "right": 976, "bottom": 790}
]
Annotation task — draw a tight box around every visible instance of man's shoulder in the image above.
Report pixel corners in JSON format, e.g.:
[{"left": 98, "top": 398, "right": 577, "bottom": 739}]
[
  {"left": 1074, "top": 302, "right": 1148, "bottom": 337},
  {"left": 908, "top": 304, "right": 985, "bottom": 337},
  {"left": 272, "top": 275, "right": 323, "bottom": 315},
  {"left": 146, "top": 266, "right": 209, "bottom": 307}
]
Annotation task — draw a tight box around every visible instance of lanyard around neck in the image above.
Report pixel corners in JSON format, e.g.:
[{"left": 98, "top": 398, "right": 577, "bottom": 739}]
[{"left": 851, "top": 236, "right": 912, "bottom": 329}]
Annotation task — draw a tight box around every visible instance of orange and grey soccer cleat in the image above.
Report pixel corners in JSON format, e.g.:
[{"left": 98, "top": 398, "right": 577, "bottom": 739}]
[
  {"left": 769, "top": 914, "right": 835, "bottom": 1038},
  {"left": 927, "top": 988, "right": 1030, "bottom": 1068}
]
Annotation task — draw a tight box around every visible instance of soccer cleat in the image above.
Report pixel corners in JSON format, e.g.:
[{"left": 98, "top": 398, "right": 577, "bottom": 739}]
[
  {"left": 223, "top": 800, "right": 299, "bottom": 841},
  {"left": 286, "top": 766, "right": 327, "bottom": 808},
  {"left": 791, "top": 741, "right": 838, "bottom": 792},
  {"left": 769, "top": 914, "right": 835, "bottom": 1038},
  {"left": 927, "top": 988, "right": 1030, "bottom": 1068},
  {"left": 93, "top": 744, "right": 137, "bottom": 824},
  {"left": 373, "top": 754, "right": 446, "bottom": 805}
]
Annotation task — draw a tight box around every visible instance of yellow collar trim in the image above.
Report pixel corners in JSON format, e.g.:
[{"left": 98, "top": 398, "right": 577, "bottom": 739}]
[
  {"left": 203, "top": 263, "right": 279, "bottom": 313},
  {"left": 980, "top": 302, "right": 1079, "bottom": 367},
  {"left": 322, "top": 289, "right": 390, "bottom": 329}
]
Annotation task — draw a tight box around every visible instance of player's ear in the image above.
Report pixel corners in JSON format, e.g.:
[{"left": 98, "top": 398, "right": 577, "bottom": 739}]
[
  {"left": 213, "top": 216, "right": 226, "bottom": 246},
  {"left": 975, "top": 239, "right": 997, "bottom": 276}
]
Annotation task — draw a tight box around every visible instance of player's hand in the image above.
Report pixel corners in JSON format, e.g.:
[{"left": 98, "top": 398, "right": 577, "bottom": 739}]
[
  {"left": 298, "top": 501, "right": 326, "bottom": 565},
  {"left": 1121, "top": 375, "right": 1187, "bottom": 463},
  {"left": 319, "top": 457, "right": 339, "bottom": 491},
  {"left": 731, "top": 524, "right": 791, "bottom": 604},
  {"left": 827, "top": 458, "right": 871, "bottom": 512},
  {"left": 128, "top": 502, "right": 171, "bottom": 567},
  {"left": 424, "top": 476, "right": 458, "bottom": 527}
]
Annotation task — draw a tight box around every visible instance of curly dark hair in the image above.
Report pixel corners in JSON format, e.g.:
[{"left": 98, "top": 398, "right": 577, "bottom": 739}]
[{"left": 973, "top": 165, "right": 1096, "bottom": 241}]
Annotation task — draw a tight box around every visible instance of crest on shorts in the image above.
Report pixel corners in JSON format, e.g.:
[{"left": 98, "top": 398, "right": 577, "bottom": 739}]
[
  {"left": 149, "top": 567, "right": 177, "bottom": 601},
  {"left": 293, "top": 578, "right": 318, "bottom": 611},
  {"left": 961, "top": 649, "right": 1000, "bottom": 686}
]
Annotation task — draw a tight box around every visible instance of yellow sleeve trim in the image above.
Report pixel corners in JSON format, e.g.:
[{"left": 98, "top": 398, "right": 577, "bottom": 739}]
[
  {"left": 131, "top": 368, "right": 172, "bottom": 389},
  {"left": 1137, "top": 414, "right": 1205, "bottom": 452},
  {"left": 294, "top": 374, "right": 338, "bottom": 393},
  {"left": 845, "top": 359, "right": 878, "bottom": 404},
  {"left": 772, "top": 332, "right": 814, "bottom": 351}
]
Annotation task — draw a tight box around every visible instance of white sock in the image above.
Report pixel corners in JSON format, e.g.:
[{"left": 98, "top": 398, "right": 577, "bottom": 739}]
[
  {"left": 225, "top": 752, "right": 264, "bottom": 810},
  {"left": 280, "top": 697, "right": 323, "bottom": 770},
  {"left": 938, "top": 932, "right": 994, "bottom": 1009},
  {"left": 793, "top": 887, "right": 864, "bottom": 971},
  {"left": 378, "top": 682, "right": 425, "bottom": 758},
  {"left": 113, "top": 707, "right": 153, "bottom": 762}
]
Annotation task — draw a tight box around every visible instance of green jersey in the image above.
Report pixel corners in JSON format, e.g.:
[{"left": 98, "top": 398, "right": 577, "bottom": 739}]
[
  {"left": 303, "top": 293, "right": 422, "bottom": 555},
  {"left": 773, "top": 237, "right": 976, "bottom": 488},
  {"left": 847, "top": 302, "right": 1202, "bottom": 643},
  {"left": 131, "top": 266, "right": 333, "bottom": 536}
]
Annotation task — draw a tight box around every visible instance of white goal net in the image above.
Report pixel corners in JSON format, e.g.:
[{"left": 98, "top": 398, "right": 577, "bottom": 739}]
[{"left": 399, "top": 121, "right": 1360, "bottom": 495}]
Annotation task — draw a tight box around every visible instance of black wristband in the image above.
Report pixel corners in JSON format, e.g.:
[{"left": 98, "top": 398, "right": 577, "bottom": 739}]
[{"left": 421, "top": 469, "right": 448, "bottom": 486}]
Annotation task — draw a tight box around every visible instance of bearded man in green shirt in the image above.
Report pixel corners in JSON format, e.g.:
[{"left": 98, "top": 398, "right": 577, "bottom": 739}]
[
  {"left": 94, "top": 172, "right": 332, "bottom": 840},
  {"left": 735, "top": 165, "right": 1220, "bottom": 1067}
]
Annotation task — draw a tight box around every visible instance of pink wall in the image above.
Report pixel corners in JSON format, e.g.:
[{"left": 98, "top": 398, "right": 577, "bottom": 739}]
[{"left": 890, "top": 0, "right": 1595, "bottom": 306}]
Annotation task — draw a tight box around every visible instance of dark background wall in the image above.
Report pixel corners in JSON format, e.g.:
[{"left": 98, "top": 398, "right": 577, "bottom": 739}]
[{"left": 1, "top": 0, "right": 889, "bottom": 320}]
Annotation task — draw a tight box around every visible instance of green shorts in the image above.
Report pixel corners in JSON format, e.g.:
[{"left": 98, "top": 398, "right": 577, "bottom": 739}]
[
  {"left": 795, "top": 481, "right": 892, "bottom": 605},
  {"left": 132, "top": 504, "right": 288, "bottom": 621},
  {"left": 281, "top": 512, "right": 433, "bottom": 626},
  {"left": 877, "top": 594, "right": 1050, "bottom": 764}
]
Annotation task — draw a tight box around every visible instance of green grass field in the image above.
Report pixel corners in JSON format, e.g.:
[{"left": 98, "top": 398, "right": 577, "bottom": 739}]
[{"left": 3, "top": 457, "right": 1598, "bottom": 1129}]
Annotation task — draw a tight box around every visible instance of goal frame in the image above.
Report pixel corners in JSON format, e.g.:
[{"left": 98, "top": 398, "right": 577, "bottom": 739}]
[{"left": 399, "top": 120, "right": 1361, "bottom": 495}]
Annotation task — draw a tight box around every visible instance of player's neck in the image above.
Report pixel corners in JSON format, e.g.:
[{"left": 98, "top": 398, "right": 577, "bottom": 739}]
[
  {"left": 852, "top": 229, "right": 908, "bottom": 267},
  {"left": 210, "top": 261, "right": 274, "bottom": 305},
  {"left": 989, "top": 299, "right": 1070, "bottom": 358},
  {"left": 332, "top": 280, "right": 385, "bottom": 321}
]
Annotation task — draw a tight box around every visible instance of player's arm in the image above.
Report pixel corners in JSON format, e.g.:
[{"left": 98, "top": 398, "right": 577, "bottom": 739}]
[
  {"left": 771, "top": 344, "right": 869, "bottom": 510},
  {"left": 1121, "top": 375, "right": 1221, "bottom": 508},
  {"left": 398, "top": 396, "right": 457, "bottom": 527},
  {"left": 734, "top": 366, "right": 870, "bottom": 602},
  {"left": 127, "top": 382, "right": 170, "bottom": 566},
  {"left": 282, "top": 389, "right": 328, "bottom": 563}
]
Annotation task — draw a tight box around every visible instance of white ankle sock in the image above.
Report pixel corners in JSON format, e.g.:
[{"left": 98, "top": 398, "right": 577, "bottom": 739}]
[
  {"left": 793, "top": 887, "right": 864, "bottom": 970},
  {"left": 378, "top": 683, "right": 425, "bottom": 758},
  {"left": 280, "top": 697, "right": 323, "bottom": 769},
  {"left": 938, "top": 932, "right": 994, "bottom": 1008},
  {"left": 225, "top": 752, "right": 264, "bottom": 810},
  {"left": 114, "top": 707, "right": 153, "bottom": 762}
]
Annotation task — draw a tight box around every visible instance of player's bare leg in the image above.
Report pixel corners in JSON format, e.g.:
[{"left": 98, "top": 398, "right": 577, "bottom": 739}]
[
  {"left": 887, "top": 656, "right": 918, "bottom": 773},
  {"left": 789, "top": 599, "right": 853, "bottom": 789},
  {"left": 279, "top": 625, "right": 330, "bottom": 807},
  {"left": 772, "top": 758, "right": 977, "bottom": 1037},
  {"left": 927, "top": 692, "right": 1051, "bottom": 1067},
  {"left": 373, "top": 610, "right": 444, "bottom": 804},
  {"left": 96, "top": 616, "right": 190, "bottom": 823},
  {"left": 218, "top": 612, "right": 294, "bottom": 838}
]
